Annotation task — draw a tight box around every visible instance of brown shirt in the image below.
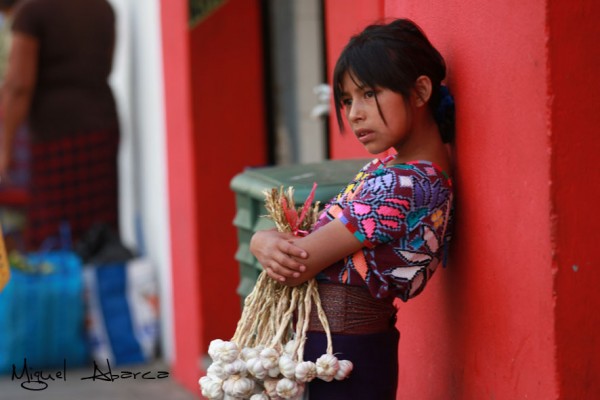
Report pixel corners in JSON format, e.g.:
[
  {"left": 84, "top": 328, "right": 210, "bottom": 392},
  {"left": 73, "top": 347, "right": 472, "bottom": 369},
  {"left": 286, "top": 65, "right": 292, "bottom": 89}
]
[{"left": 12, "top": 0, "right": 118, "bottom": 139}]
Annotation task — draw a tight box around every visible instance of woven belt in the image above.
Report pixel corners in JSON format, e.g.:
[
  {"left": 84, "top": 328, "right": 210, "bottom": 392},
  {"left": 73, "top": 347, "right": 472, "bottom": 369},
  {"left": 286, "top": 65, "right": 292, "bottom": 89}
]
[{"left": 307, "top": 283, "right": 397, "bottom": 335}]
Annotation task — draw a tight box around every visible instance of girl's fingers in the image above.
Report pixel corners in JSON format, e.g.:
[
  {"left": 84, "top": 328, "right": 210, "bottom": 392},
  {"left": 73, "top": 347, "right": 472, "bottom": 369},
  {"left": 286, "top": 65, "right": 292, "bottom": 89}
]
[
  {"left": 282, "top": 241, "right": 308, "bottom": 259},
  {"left": 274, "top": 253, "right": 305, "bottom": 273},
  {"left": 269, "top": 261, "right": 301, "bottom": 278},
  {"left": 266, "top": 267, "right": 286, "bottom": 282}
]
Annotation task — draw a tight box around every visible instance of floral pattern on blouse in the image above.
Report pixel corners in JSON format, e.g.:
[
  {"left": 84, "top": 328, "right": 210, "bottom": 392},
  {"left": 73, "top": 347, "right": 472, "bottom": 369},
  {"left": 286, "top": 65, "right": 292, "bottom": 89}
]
[{"left": 312, "top": 156, "right": 453, "bottom": 302}]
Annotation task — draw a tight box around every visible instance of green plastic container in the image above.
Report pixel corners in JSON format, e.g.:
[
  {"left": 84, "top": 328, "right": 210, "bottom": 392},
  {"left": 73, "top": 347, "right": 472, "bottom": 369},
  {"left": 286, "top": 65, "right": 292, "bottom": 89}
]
[{"left": 230, "top": 158, "right": 370, "bottom": 300}]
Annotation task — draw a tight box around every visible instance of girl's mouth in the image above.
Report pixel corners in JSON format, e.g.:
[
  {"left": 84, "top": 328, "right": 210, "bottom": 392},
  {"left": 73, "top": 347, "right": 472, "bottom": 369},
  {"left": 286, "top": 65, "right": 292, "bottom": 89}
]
[{"left": 356, "top": 130, "right": 375, "bottom": 143}]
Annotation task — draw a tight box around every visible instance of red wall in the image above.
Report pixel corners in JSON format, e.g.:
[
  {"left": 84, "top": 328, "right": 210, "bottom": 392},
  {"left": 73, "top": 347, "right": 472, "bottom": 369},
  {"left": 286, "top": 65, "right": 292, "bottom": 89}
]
[
  {"left": 549, "top": 0, "right": 600, "bottom": 397},
  {"left": 387, "top": 1, "right": 556, "bottom": 397},
  {"left": 325, "top": 0, "right": 386, "bottom": 159},
  {"left": 163, "top": 0, "right": 267, "bottom": 394},
  {"left": 326, "top": 0, "right": 566, "bottom": 398},
  {"left": 189, "top": 0, "right": 267, "bottom": 365},
  {"left": 160, "top": 0, "right": 203, "bottom": 392},
  {"left": 326, "top": 0, "right": 600, "bottom": 398}
]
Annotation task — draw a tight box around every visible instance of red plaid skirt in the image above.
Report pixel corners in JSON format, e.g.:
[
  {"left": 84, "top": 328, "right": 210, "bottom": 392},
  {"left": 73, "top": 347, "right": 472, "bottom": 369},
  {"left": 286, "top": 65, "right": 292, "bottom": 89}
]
[{"left": 25, "top": 130, "right": 119, "bottom": 250}]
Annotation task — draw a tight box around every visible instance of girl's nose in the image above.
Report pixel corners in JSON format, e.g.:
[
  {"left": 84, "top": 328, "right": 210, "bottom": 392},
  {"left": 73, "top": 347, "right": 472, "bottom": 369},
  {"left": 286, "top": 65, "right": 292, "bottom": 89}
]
[{"left": 348, "top": 101, "right": 365, "bottom": 123}]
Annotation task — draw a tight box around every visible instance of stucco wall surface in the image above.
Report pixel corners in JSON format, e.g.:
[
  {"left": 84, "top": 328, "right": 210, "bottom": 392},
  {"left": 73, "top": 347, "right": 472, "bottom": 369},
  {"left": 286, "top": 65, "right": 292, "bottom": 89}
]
[
  {"left": 326, "top": 0, "right": 560, "bottom": 398},
  {"left": 325, "top": 0, "right": 386, "bottom": 160},
  {"left": 189, "top": 0, "right": 267, "bottom": 355},
  {"left": 383, "top": 1, "right": 557, "bottom": 399},
  {"left": 161, "top": 0, "right": 202, "bottom": 391},
  {"left": 549, "top": 0, "right": 600, "bottom": 397}
]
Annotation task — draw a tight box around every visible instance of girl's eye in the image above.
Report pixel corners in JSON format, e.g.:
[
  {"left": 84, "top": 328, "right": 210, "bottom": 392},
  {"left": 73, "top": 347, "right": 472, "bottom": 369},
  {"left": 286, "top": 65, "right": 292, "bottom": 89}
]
[
  {"left": 341, "top": 98, "right": 352, "bottom": 107},
  {"left": 364, "top": 90, "right": 376, "bottom": 99}
]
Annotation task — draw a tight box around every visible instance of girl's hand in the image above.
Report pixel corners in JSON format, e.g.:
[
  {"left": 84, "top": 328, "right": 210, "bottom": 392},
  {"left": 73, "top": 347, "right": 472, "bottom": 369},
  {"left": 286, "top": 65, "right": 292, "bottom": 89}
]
[{"left": 250, "top": 229, "right": 308, "bottom": 284}]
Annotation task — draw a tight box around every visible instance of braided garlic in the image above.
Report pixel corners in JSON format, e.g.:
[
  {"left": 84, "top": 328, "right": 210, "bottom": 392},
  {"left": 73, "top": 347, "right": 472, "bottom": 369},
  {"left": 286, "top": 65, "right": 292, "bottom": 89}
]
[{"left": 199, "top": 185, "right": 357, "bottom": 399}]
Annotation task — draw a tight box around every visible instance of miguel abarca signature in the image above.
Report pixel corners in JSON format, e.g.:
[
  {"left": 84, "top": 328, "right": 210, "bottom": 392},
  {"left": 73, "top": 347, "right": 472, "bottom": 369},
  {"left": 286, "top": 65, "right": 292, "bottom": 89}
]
[
  {"left": 11, "top": 358, "right": 170, "bottom": 391},
  {"left": 11, "top": 358, "right": 67, "bottom": 391},
  {"left": 80, "top": 359, "right": 170, "bottom": 382}
]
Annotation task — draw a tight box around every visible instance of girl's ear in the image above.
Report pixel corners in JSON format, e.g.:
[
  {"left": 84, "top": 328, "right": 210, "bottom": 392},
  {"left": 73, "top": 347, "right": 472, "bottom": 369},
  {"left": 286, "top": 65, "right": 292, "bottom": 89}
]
[{"left": 412, "top": 75, "right": 432, "bottom": 107}]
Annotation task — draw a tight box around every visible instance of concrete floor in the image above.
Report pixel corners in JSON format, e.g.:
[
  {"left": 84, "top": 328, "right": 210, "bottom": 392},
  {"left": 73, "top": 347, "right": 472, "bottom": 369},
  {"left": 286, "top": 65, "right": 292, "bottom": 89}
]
[{"left": 0, "top": 359, "right": 199, "bottom": 400}]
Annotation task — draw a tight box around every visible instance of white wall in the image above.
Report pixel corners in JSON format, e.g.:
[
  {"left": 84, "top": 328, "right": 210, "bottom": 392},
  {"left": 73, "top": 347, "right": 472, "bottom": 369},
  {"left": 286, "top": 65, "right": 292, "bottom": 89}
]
[
  {"left": 269, "top": 0, "right": 327, "bottom": 164},
  {"left": 107, "top": 0, "right": 174, "bottom": 363},
  {"left": 294, "top": 0, "right": 327, "bottom": 163}
]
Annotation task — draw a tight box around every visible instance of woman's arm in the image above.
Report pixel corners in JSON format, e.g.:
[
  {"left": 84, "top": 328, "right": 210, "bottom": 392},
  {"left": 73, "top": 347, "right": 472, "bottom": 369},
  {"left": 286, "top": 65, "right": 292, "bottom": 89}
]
[
  {"left": 250, "top": 219, "right": 363, "bottom": 286},
  {"left": 0, "top": 33, "right": 38, "bottom": 176}
]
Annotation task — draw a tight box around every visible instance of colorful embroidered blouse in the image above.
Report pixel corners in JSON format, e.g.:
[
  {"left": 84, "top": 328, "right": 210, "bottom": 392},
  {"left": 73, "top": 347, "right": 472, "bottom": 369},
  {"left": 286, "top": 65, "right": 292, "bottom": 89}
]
[{"left": 312, "top": 156, "right": 453, "bottom": 302}]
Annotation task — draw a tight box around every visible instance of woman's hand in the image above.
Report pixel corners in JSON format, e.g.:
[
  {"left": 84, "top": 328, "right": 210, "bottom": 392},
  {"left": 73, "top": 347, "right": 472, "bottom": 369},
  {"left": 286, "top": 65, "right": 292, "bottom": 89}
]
[
  {"left": 250, "top": 229, "right": 308, "bottom": 284},
  {"left": 0, "top": 147, "right": 12, "bottom": 185}
]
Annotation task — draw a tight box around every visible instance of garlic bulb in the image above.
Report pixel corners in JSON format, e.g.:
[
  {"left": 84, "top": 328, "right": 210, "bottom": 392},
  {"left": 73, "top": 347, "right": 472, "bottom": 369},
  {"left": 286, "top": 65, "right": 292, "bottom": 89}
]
[
  {"left": 208, "top": 339, "right": 226, "bottom": 362},
  {"left": 260, "top": 347, "right": 280, "bottom": 370},
  {"left": 241, "top": 346, "right": 260, "bottom": 361},
  {"left": 221, "top": 341, "right": 241, "bottom": 364},
  {"left": 316, "top": 354, "right": 339, "bottom": 382},
  {"left": 199, "top": 375, "right": 224, "bottom": 399},
  {"left": 233, "top": 377, "right": 256, "bottom": 398},
  {"left": 249, "top": 394, "right": 270, "bottom": 400},
  {"left": 276, "top": 378, "right": 302, "bottom": 399},
  {"left": 267, "top": 365, "right": 281, "bottom": 378},
  {"left": 334, "top": 359, "right": 353, "bottom": 380},
  {"left": 223, "top": 375, "right": 255, "bottom": 398},
  {"left": 224, "top": 359, "right": 248, "bottom": 376},
  {"left": 278, "top": 354, "right": 297, "bottom": 379},
  {"left": 208, "top": 339, "right": 240, "bottom": 364},
  {"left": 294, "top": 361, "right": 317, "bottom": 382},
  {"left": 246, "top": 357, "right": 267, "bottom": 380},
  {"left": 206, "top": 362, "right": 228, "bottom": 382}
]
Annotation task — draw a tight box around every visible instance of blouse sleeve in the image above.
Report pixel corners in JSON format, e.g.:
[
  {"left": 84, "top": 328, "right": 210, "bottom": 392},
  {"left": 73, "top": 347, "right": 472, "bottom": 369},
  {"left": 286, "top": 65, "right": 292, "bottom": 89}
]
[
  {"left": 12, "top": 0, "right": 44, "bottom": 39},
  {"left": 335, "top": 165, "right": 453, "bottom": 301}
]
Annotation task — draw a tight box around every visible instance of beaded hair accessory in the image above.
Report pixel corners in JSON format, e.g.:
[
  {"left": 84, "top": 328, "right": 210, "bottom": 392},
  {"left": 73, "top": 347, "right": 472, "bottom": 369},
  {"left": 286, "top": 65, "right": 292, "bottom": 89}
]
[{"left": 434, "top": 85, "right": 456, "bottom": 143}]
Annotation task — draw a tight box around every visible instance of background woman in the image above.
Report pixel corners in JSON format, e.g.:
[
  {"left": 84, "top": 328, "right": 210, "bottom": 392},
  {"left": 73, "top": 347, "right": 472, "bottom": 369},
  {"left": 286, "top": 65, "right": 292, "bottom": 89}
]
[{"left": 0, "top": 0, "right": 120, "bottom": 249}]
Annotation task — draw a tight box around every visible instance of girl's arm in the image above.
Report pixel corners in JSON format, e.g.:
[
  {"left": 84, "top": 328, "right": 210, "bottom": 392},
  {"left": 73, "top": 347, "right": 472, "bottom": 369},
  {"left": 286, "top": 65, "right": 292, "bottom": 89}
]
[{"left": 250, "top": 219, "right": 362, "bottom": 286}]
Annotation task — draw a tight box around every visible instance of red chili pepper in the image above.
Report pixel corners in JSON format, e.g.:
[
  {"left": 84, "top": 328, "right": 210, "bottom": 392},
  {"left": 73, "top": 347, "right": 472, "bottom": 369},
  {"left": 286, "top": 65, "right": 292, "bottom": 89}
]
[{"left": 280, "top": 182, "right": 317, "bottom": 237}]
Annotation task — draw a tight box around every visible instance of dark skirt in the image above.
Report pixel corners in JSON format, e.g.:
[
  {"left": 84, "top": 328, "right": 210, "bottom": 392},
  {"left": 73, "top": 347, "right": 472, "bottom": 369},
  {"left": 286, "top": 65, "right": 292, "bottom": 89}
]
[
  {"left": 25, "top": 130, "right": 119, "bottom": 250},
  {"left": 303, "top": 328, "right": 400, "bottom": 400}
]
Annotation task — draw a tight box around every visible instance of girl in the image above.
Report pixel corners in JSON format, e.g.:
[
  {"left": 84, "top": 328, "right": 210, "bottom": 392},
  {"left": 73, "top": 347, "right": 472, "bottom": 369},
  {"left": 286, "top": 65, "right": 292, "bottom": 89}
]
[{"left": 250, "top": 18, "right": 454, "bottom": 399}]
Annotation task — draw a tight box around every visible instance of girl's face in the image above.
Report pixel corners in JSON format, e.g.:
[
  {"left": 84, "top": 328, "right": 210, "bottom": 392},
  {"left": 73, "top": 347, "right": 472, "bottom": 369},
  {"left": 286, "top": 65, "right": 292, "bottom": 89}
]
[{"left": 340, "top": 72, "right": 412, "bottom": 155}]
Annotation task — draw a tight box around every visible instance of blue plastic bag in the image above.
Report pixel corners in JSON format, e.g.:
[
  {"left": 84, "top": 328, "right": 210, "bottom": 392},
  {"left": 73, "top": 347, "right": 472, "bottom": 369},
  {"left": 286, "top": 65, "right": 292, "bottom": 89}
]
[
  {"left": 84, "top": 258, "right": 159, "bottom": 366},
  {"left": 0, "top": 251, "right": 88, "bottom": 374}
]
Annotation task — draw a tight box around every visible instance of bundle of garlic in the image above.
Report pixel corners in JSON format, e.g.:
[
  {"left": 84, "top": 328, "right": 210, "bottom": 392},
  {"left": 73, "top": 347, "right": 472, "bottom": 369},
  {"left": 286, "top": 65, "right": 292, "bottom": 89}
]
[{"left": 199, "top": 184, "right": 353, "bottom": 400}]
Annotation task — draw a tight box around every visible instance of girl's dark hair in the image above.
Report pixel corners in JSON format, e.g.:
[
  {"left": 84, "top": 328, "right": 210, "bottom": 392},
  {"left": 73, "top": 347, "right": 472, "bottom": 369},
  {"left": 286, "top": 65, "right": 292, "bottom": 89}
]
[{"left": 333, "top": 18, "right": 455, "bottom": 143}]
